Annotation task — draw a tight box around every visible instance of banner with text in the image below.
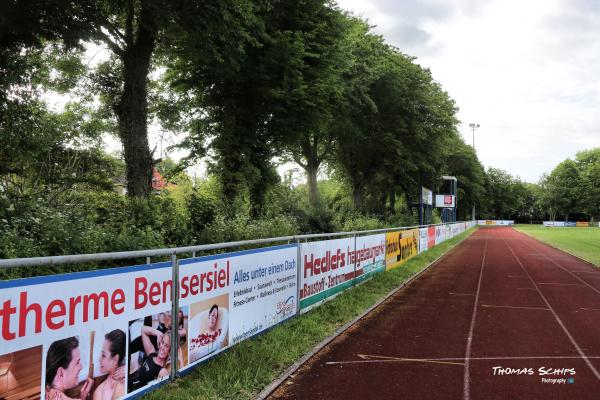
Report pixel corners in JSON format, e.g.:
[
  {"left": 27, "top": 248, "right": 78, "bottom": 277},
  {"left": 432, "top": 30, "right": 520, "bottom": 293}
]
[
  {"left": 0, "top": 262, "right": 175, "bottom": 400},
  {"left": 385, "top": 229, "right": 419, "bottom": 271},
  {"left": 300, "top": 238, "right": 356, "bottom": 312},
  {"left": 178, "top": 244, "right": 297, "bottom": 371},
  {"left": 419, "top": 228, "right": 429, "bottom": 253},
  {"left": 354, "top": 234, "right": 386, "bottom": 284}
]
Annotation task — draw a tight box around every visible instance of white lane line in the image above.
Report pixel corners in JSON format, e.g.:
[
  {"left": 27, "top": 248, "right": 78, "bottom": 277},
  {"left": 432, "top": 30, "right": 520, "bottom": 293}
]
[
  {"left": 516, "top": 234, "right": 600, "bottom": 297},
  {"left": 504, "top": 238, "right": 600, "bottom": 383},
  {"left": 538, "top": 282, "right": 587, "bottom": 286},
  {"left": 480, "top": 304, "right": 549, "bottom": 311},
  {"left": 463, "top": 232, "right": 488, "bottom": 400},
  {"left": 325, "top": 355, "right": 600, "bottom": 366},
  {"left": 577, "top": 308, "right": 600, "bottom": 312}
]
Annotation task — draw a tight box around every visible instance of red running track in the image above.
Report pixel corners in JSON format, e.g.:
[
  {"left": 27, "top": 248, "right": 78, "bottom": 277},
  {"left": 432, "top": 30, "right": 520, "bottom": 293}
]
[{"left": 268, "top": 227, "right": 600, "bottom": 399}]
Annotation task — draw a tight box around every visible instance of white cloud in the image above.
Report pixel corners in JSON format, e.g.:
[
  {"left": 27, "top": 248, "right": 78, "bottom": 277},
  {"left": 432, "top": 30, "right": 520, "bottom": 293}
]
[{"left": 337, "top": 0, "right": 600, "bottom": 182}]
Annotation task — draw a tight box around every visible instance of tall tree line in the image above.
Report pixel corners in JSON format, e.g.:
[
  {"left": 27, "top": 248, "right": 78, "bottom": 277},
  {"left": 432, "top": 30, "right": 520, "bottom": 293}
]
[{"left": 1, "top": 0, "right": 486, "bottom": 223}]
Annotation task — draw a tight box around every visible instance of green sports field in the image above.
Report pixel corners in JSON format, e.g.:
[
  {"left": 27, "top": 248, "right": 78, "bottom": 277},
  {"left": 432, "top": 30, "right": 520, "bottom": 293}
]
[{"left": 514, "top": 224, "right": 600, "bottom": 266}]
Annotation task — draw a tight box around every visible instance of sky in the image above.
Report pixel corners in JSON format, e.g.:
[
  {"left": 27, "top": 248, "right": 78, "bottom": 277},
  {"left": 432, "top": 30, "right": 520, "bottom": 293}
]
[{"left": 336, "top": 0, "right": 600, "bottom": 182}]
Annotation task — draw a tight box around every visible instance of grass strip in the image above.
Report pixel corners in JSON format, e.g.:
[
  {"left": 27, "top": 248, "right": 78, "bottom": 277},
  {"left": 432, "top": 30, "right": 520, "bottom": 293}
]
[
  {"left": 514, "top": 224, "right": 600, "bottom": 266},
  {"left": 145, "top": 228, "right": 477, "bottom": 400}
]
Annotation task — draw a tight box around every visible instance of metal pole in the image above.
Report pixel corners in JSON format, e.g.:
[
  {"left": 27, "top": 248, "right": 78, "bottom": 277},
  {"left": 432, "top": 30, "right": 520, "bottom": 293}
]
[
  {"left": 295, "top": 238, "right": 302, "bottom": 316},
  {"left": 353, "top": 233, "right": 357, "bottom": 287},
  {"left": 170, "top": 253, "right": 179, "bottom": 379}
]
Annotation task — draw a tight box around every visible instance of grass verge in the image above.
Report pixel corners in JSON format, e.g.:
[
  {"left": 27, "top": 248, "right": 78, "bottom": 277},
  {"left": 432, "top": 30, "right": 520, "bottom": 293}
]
[
  {"left": 145, "top": 228, "right": 477, "bottom": 400},
  {"left": 514, "top": 224, "right": 600, "bottom": 266}
]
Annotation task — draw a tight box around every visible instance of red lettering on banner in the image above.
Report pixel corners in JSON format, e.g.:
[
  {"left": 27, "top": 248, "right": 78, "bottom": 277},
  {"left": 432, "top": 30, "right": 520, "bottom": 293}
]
[
  {"left": 83, "top": 292, "right": 109, "bottom": 322},
  {"left": 111, "top": 289, "right": 125, "bottom": 315},
  {"left": 190, "top": 275, "right": 199, "bottom": 295},
  {"left": 69, "top": 296, "right": 81, "bottom": 325},
  {"left": 46, "top": 299, "right": 66, "bottom": 330},
  {"left": 149, "top": 282, "right": 162, "bottom": 305},
  {"left": 19, "top": 291, "right": 42, "bottom": 337},
  {"left": 0, "top": 300, "right": 16, "bottom": 340},
  {"left": 135, "top": 277, "right": 148, "bottom": 309}
]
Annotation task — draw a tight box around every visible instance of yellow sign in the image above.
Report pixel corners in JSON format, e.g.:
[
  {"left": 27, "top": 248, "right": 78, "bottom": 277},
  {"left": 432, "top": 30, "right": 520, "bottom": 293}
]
[
  {"left": 385, "top": 230, "right": 419, "bottom": 270},
  {"left": 576, "top": 221, "right": 589, "bottom": 227}
]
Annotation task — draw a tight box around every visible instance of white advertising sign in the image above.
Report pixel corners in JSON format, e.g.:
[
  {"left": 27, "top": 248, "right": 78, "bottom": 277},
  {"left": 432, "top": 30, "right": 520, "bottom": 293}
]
[
  {"left": 419, "top": 228, "right": 429, "bottom": 253},
  {"left": 435, "top": 225, "right": 446, "bottom": 245},
  {"left": 354, "top": 234, "right": 386, "bottom": 284},
  {"left": 178, "top": 244, "right": 297, "bottom": 370},
  {"left": 422, "top": 187, "right": 433, "bottom": 206},
  {"left": 435, "top": 195, "right": 455, "bottom": 208},
  {"left": 0, "top": 262, "right": 174, "bottom": 399},
  {"left": 0, "top": 244, "right": 298, "bottom": 400}
]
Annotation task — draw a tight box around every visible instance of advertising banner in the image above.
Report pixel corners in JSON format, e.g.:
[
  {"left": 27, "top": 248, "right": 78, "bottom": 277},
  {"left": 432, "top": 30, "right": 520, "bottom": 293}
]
[
  {"left": 0, "top": 244, "right": 299, "bottom": 400},
  {"left": 385, "top": 230, "right": 419, "bottom": 271},
  {"left": 300, "top": 238, "right": 355, "bottom": 312},
  {"left": 178, "top": 244, "right": 297, "bottom": 370},
  {"left": 435, "top": 195, "right": 455, "bottom": 208},
  {"left": 354, "top": 234, "right": 386, "bottom": 285},
  {"left": 576, "top": 222, "right": 590, "bottom": 227},
  {"left": 427, "top": 226, "right": 436, "bottom": 249},
  {"left": 419, "top": 228, "right": 429, "bottom": 253},
  {"left": 435, "top": 225, "right": 446, "bottom": 245},
  {"left": 422, "top": 187, "right": 433, "bottom": 206},
  {"left": 478, "top": 220, "right": 515, "bottom": 226},
  {"left": 450, "top": 223, "right": 460, "bottom": 237},
  {"left": 0, "top": 262, "right": 174, "bottom": 400}
]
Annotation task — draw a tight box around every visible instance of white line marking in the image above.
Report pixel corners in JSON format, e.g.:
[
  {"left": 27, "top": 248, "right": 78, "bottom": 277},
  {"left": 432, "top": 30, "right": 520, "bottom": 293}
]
[
  {"left": 480, "top": 304, "right": 549, "bottom": 311},
  {"left": 463, "top": 232, "right": 488, "bottom": 400},
  {"left": 504, "top": 238, "right": 600, "bottom": 383},
  {"left": 572, "top": 271, "right": 600, "bottom": 274},
  {"left": 538, "top": 282, "right": 586, "bottom": 286},
  {"left": 450, "top": 292, "right": 476, "bottom": 296},
  {"left": 325, "top": 355, "right": 600, "bottom": 366},
  {"left": 525, "top": 242, "right": 600, "bottom": 297},
  {"left": 517, "top": 287, "right": 536, "bottom": 290},
  {"left": 577, "top": 308, "right": 600, "bottom": 312},
  {"left": 507, "top": 275, "right": 527, "bottom": 278}
]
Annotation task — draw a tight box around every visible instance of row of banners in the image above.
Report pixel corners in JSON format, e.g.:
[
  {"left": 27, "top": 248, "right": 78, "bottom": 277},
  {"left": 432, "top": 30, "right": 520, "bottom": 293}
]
[
  {"left": 477, "top": 220, "right": 515, "bottom": 226},
  {"left": 0, "top": 222, "right": 476, "bottom": 399},
  {"left": 543, "top": 221, "right": 593, "bottom": 227}
]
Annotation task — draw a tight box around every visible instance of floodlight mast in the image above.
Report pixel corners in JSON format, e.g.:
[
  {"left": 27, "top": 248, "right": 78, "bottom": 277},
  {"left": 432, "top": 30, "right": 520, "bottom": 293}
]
[
  {"left": 468, "top": 122, "right": 480, "bottom": 221},
  {"left": 468, "top": 123, "right": 480, "bottom": 150}
]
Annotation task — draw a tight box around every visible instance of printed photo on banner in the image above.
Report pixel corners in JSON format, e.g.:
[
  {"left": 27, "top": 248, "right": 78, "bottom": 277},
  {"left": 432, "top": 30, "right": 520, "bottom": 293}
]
[
  {"left": 127, "top": 308, "right": 187, "bottom": 394},
  {"left": 188, "top": 294, "right": 229, "bottom": 364},
  {"left": 0, "top": 346, "right": 42, "bottom": 400},
  {"left": 44, "top": 328, "right": 127, "bottom": 400},
  {"left": 43, "top": 321, "right": 129, "bottom": 400}
]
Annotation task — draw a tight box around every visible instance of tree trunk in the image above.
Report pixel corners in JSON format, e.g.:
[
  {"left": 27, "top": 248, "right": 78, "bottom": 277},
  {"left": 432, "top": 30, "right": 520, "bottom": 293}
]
[
  {"left": 300, "top": 135, "right": 321, "bottom": 207},
  {"left": 352, "top": 185, "right": 362, "bottom": 210},
  {"left": 388, "top": 190, "right": 396, "bottom": 215},
  {"left": 305, "top": 162, "right": 319, "bottom": 207},
  {"left": 114, "top": 2, "right": 157, "bottom": 198}
]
